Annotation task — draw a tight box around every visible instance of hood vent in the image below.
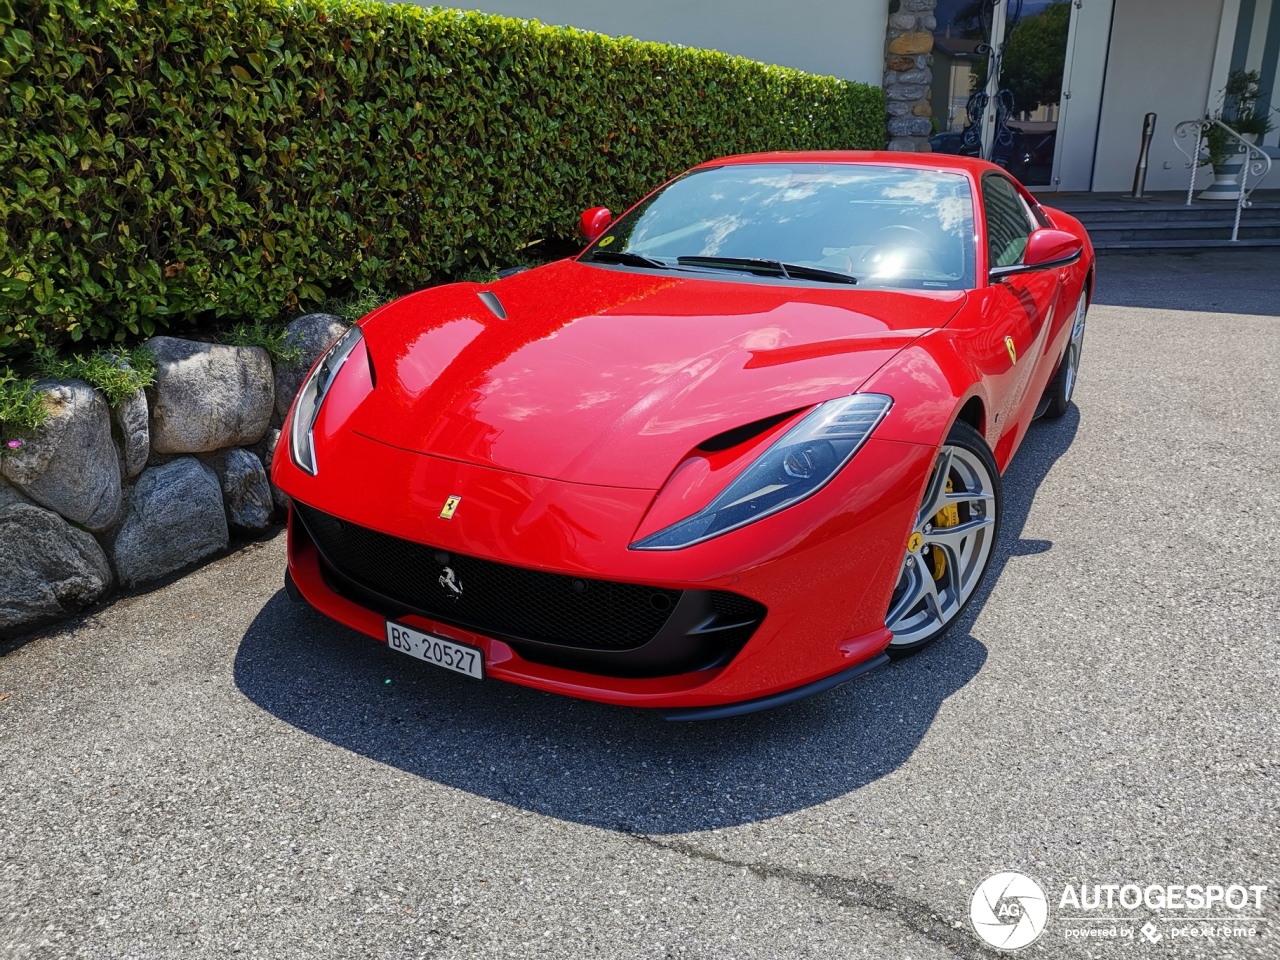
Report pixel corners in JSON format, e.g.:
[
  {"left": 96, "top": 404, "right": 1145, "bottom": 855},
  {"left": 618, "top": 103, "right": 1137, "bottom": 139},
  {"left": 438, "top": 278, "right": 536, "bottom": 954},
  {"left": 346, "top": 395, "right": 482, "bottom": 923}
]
[
  {"left": 477, "top": 290, "right": 507, "bottom": 320},
  {"left": 697, "top": 409, "right": 801, "bottom": 453}
]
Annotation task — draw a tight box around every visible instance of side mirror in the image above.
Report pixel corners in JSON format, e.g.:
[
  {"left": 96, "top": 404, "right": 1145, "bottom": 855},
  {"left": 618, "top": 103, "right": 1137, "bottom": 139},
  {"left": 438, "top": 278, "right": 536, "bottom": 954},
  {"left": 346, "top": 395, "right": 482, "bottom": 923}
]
[
  {"left": 579, "top": 206, "right": 612, "bottom": 241},
  {"left": 989, "top": 228, "right": 1083, "bottom": 280}
]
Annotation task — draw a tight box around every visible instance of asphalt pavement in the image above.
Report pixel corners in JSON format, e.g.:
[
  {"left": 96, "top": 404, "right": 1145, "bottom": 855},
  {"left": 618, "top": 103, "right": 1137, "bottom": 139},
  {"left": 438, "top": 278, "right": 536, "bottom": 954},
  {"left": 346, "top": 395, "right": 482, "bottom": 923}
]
[{"left": 2, "top": 250, "right": 1278, "bottom": 959}]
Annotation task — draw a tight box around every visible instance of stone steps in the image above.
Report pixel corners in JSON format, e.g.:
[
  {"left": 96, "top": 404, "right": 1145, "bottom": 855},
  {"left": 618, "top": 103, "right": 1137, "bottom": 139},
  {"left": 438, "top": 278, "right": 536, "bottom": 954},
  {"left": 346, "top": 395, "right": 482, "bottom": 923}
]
[
  {"left": 1049, "top": 197, "right": 1280, "bottom": 249},
  {"left": 1095, "top": 237, "right": 1280, "bottom": 251},
  {"left": 1057, "top": 204, "right": 1280, "bottom": 224},
  {"left": 1085, "top": 219, "right": 1280, "bottom": 246}
]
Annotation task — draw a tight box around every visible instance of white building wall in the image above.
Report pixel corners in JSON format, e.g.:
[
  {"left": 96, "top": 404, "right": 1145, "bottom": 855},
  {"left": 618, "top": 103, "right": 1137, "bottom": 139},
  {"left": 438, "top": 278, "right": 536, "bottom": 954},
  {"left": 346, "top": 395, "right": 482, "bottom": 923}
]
[
  {"left": 1232, "top": 0, "right": 1280, "bottom": 149},
  {"left": 1092, "top": 0, "right": 1227, "bottom": 192},
  {"left": 451, "top": 0, "right": 888, "bottom": 87}
]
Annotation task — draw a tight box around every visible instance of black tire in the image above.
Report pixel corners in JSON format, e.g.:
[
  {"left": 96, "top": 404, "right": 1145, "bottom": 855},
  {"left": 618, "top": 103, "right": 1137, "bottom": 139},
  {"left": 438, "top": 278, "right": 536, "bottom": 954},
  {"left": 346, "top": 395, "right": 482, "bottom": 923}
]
[
  {"left": 885, "top": 419, "right": 1002, "bottom": 658},
  {"left": 1040, "top": 353, "right": 1072, "bottom": 420},
  {"left": 1040, "top": 288, "right": 1089, "bottom": 419}
]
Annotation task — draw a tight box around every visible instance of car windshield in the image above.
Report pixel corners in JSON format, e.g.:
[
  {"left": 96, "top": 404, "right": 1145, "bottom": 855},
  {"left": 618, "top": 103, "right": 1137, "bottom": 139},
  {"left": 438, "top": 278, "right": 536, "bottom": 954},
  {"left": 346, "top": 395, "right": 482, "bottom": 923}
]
[{"left": 583, "top": 163, "right": 977, "bottom": 290}]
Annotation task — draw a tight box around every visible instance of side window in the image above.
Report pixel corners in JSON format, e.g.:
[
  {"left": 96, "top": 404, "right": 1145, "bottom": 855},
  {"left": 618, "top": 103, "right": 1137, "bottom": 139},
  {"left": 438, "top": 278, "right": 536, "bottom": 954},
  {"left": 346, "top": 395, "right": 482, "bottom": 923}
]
[{"left": 982, "top": 176, "right": 1034, "bottom": 269}]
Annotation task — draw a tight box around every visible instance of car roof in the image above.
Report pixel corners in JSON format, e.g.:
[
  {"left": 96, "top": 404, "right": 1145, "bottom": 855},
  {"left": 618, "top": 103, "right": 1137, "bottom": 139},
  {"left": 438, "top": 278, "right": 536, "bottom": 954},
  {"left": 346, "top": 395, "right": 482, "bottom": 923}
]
[{"left": 694, "top": 150, "right": 1005, "bottom": 177}]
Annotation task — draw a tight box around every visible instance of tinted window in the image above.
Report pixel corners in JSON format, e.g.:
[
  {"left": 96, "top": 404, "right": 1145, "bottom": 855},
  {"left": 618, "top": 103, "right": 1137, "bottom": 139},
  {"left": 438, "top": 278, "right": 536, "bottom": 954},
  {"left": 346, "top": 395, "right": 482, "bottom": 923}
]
[
  {"left": 983, "top": 175, "right": 1034, "bottom": 268},
  {"left": 587, "top": 164, "right": 977, "bottom": 290}
]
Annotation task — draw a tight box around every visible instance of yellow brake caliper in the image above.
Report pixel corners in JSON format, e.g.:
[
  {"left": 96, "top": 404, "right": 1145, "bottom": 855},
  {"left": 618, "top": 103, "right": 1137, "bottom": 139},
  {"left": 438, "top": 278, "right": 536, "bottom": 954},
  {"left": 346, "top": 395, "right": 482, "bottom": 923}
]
[{"left": 931, "top": 477, "right": 960, "bottom": 581}]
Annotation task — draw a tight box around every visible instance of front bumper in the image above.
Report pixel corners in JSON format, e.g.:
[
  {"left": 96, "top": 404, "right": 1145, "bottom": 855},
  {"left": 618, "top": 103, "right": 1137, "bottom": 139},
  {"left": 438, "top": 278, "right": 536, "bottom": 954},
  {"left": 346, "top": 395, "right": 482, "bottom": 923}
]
[
  {"left": 292, "top": 499, "right": 767, "bottom": 678},
  {"left": 275, "top": 429, "right": 935, "bottom": 712}
]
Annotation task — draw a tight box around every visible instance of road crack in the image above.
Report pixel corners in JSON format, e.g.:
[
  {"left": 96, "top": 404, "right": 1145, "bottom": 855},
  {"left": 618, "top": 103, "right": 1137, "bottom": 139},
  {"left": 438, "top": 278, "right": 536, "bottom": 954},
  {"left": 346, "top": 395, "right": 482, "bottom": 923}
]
[{"left": 630, "top": 834, "right": 1000, "bottom": 959}]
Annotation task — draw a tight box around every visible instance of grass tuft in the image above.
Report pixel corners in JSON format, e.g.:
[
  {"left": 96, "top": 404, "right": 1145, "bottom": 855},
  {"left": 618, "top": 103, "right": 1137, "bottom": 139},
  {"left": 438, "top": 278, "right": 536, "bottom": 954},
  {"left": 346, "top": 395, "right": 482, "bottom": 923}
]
[
  {"left": 0, "top": 369, "right": 50, "bottom": 443},
  {"left": 323, "top": 289, "right": 395, "bottom": 325},
  {"left": 457, "top": 266, "right": 499, "bottom": 285},
  {"left": 33, "top": 345, "right": 157, "bottom": 407},
  {"left": 223, "top": 319, "right": 304, "bottom": 366}
]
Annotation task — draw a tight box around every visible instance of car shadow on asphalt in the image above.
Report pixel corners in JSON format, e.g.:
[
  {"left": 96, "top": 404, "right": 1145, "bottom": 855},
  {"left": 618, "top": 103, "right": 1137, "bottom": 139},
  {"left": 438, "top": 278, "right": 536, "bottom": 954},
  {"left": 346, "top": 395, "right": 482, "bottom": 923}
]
[{"left": 235, "top": 408, "right": 1079, "bottom": 833}]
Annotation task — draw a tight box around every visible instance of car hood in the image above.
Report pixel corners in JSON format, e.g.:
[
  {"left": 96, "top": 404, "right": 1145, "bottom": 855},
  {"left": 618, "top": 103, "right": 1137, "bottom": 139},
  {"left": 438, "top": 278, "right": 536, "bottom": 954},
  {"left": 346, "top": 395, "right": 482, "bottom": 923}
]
[{"left": 353, "top": 260, "right": 966, "bottom": 488}]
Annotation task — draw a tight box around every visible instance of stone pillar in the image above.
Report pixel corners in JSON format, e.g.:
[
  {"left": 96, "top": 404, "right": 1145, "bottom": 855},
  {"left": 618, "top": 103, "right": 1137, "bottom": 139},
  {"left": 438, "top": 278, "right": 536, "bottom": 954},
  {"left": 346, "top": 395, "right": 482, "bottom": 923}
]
[{"left": 884, "top": 0, "right": 937, "bottom": 151}]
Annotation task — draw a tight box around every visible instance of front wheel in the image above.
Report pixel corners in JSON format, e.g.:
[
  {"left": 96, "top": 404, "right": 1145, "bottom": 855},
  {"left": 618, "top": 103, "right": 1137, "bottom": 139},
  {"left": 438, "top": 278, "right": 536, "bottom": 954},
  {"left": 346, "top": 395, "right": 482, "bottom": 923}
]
[{"left": 885, "top": 421, "right": 1002, "bottom": 655}]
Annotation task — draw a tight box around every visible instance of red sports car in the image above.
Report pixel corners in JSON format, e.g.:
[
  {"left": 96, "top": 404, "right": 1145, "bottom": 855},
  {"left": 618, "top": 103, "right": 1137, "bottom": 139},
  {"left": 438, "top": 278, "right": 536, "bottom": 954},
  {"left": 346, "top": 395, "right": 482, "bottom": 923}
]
[{"left": 273, "top": 152, "right": 1093, "bottom": 720}]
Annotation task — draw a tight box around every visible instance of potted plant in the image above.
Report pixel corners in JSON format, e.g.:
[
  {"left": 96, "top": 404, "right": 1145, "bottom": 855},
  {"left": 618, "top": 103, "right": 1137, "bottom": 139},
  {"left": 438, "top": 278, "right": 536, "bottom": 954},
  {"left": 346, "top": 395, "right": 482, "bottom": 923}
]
[{"left": 1200, "top": 69, "right": 1273, "bottom": 200}]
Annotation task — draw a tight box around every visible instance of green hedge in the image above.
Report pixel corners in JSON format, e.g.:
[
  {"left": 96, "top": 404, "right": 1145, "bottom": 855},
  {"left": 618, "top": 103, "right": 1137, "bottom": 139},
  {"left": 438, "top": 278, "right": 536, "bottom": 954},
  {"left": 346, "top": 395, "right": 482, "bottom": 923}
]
[{"left": 0, "top": 0, "right": 883, "bottom": 358}]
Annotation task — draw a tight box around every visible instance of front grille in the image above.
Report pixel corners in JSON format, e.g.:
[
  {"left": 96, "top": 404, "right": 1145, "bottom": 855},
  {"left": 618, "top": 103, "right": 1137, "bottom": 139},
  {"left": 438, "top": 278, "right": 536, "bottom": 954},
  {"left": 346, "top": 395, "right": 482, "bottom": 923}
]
[{"left": 297, "top": 503, "right": 696, "bottom": 652}]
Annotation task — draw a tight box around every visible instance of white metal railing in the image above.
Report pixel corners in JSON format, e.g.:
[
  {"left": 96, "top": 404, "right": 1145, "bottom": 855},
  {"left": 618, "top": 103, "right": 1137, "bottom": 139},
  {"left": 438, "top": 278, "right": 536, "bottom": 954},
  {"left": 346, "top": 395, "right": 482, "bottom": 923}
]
[{"left": 1174, "top": 118, "right": 1273, "bottom": 242}]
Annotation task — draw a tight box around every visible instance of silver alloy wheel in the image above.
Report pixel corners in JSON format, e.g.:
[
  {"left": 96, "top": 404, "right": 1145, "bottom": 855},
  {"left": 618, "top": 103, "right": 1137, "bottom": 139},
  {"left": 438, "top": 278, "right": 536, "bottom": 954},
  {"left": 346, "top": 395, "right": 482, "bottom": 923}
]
[
  {"left": 1063, "top": 293, "right": 1088, "bottom": 403},
  {"left": 886, "top": 445, "right": 997, "bottom": 647}
]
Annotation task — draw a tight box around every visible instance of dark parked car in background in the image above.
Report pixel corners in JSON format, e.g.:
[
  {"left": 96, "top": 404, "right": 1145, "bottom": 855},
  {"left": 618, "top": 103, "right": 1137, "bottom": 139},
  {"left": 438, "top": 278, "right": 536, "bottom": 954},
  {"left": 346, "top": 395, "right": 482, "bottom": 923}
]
[{"left": 931, "top": 129, "right": 1056, "bottom": 186}]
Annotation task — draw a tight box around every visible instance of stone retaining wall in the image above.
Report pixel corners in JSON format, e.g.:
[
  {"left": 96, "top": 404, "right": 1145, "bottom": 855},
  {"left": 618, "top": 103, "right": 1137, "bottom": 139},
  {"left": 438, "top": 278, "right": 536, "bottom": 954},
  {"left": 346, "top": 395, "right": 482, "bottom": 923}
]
[
  {"left": 885, "top": 0, "right": 937, "bottom": 152},
  {"left": 0, "top": 314, "right": 347, "bottom": 638}
]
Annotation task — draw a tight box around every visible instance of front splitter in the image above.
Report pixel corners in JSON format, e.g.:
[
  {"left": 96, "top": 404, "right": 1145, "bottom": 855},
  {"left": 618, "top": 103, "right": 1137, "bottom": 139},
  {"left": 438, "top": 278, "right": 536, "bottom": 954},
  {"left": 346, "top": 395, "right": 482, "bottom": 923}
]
[{"left": 660, "top": 652, "right": 891, "bottom": 721}]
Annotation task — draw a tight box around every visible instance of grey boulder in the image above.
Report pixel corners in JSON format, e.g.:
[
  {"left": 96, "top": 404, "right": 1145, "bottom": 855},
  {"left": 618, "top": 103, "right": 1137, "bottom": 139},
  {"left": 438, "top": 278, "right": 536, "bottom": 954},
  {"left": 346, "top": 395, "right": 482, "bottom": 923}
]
[
  {"left": 147, "top": 337, "right": 274, "bottom": 453},
  {"left": 0, "top": 379, "right": 123, "bottom": 532},
  {"left": 0, "top": 499, "right": 113, "bottom": 637},
  {"left": 252, "top": 426, "right": 281, "bottom": 472},
  {"left": 204, "top": 448, "right": 274, "bottom": 533},
  {"left": 887, "top": 116, "right": 933, "bottom": 139},
  {"left": 273, "top": 313, "right": 347, "bottom": 419},
  {"left": 0, "top": 476, "right": 29, "bottom": 510},
  {"left": 112, "top": 457, "right": 229, "bottom": 587},
  {"left": 252, "top": 427, "right": 291, "bottom": 514},
  {"left": 112, "top": 387, "right": 150, "bottom": 478}
]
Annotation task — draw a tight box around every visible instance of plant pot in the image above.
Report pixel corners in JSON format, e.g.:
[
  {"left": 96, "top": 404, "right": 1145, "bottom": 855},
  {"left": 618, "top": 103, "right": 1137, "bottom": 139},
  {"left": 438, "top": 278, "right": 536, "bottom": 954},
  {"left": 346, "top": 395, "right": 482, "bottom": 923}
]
[{"left": 1199, "top": 142, "right": 1252, "bottom": 201}]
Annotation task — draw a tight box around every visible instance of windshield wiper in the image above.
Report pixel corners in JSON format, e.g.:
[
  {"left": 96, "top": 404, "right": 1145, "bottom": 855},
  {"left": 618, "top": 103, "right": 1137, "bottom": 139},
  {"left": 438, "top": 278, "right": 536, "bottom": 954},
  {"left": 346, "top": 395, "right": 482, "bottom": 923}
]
[
  {"left": 676, "top": 256, "right": 858, "bottom": 285},
  {"left": 776, "top": 262, "right": 860, "bottom": 285},
  {"left": 583, "top": 250, "right": 669, "bottom": 269}
]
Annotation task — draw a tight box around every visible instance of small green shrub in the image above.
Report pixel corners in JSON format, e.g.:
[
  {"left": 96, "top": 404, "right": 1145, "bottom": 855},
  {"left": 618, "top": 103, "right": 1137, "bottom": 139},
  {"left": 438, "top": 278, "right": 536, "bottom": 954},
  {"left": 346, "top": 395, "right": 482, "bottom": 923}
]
[
  {"left": 323, "top": 289, "right": 395, "bottom": 325},
  {"left": 0, "top": 369, "right": 49, "bottom": 441},
  {"left": 0, "top": 0, "right": 883, "bottom": 360},
  {"left": 223, "top": 319, "right": 304, "bottom": 365},
  {"left": 1223, "top": 68, "right": 1272, "bottom": 137},
  {"left": 32, "top": 344, "right": 156, "bottom": 406},
  {"left": 457, "top": 267, "right": 500, "bottom": 285}
]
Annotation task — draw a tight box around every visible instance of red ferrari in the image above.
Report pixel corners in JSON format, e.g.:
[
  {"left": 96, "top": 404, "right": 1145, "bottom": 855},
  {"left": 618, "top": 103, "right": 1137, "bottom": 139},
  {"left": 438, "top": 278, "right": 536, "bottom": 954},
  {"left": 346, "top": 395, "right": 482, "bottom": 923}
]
[{"left": 273, "top": 152, "right": 1093, "bottom": 720}]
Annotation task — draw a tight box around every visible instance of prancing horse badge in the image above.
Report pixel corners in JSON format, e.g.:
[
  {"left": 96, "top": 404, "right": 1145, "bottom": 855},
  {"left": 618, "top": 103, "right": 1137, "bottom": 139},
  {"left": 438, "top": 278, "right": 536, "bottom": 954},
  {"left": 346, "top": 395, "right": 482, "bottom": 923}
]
[
  {"left": 1004, "top": 335, "right": 1017, "bottom": 365},
  {"left": 439, "top": 495, "right": 461, "bottom": 520}
]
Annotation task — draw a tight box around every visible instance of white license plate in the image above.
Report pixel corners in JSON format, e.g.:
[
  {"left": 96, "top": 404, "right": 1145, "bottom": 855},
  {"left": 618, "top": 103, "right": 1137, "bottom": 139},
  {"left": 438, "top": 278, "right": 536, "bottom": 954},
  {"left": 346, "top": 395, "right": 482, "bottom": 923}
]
[{"left": 385, "top": 622, "right": 484, "bottom": 680}]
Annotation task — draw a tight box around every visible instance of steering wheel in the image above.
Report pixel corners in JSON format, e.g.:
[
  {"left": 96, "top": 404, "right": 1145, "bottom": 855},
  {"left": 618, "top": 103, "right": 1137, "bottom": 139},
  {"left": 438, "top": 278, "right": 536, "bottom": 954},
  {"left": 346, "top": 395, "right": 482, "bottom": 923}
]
[
  {"left": 859, "top": 224, "right": 944, "bottom": 275},
  {"left": 874, "top": 224, "right": 931, "bottom": 245}
]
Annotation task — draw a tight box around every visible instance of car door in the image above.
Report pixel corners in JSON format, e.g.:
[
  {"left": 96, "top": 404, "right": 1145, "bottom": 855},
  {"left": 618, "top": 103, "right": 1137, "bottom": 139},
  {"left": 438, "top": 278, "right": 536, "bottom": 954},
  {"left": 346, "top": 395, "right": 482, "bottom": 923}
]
[{"left": 980, "top": 173, "right": 1062, "bottom": 460}]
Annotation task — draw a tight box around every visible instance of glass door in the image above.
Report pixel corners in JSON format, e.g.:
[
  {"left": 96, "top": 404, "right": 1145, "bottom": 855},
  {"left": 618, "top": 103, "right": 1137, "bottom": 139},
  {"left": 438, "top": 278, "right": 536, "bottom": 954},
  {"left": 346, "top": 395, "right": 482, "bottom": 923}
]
[{"left": 932, "top": 1, "right": 1076, "bottom": 188}]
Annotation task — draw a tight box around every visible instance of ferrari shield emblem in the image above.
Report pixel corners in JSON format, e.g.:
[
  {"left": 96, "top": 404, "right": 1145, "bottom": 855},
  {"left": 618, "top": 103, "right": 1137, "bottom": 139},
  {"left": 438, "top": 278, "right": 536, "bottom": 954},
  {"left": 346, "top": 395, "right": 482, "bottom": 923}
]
[
  {"left": 1004, "top": 335, "right": 1017, "bottom": 365},
  {"left": 439, "top": 495, "right": 461, "bottom": 520}
]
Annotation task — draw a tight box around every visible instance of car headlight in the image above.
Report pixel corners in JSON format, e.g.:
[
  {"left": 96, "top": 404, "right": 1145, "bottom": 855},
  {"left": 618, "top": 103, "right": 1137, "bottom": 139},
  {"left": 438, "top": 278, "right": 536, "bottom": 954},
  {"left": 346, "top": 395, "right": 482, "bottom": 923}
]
[
  {"left": 631, "top": 394, "right": 893, "bottom": 550},
  {"left": 289, "top": 325, "right": 364, "bottom": 475}
]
